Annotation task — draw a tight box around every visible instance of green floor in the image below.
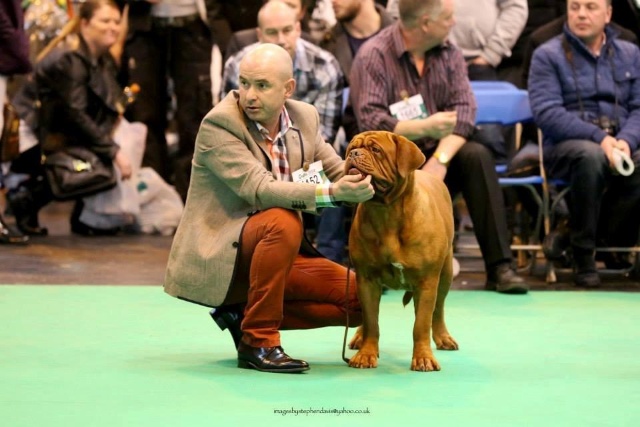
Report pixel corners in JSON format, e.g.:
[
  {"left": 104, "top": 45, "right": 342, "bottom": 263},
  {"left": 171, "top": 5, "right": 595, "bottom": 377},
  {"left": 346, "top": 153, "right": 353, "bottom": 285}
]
[{"left": 1, "top": 286, "right": 639, "bottom": 426}]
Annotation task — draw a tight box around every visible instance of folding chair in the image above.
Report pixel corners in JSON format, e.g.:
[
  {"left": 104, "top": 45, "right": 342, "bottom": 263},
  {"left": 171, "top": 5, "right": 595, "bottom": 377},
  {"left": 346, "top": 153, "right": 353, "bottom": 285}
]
[{"left": 456, "top": 82, "right": 551, "bottom": 278}]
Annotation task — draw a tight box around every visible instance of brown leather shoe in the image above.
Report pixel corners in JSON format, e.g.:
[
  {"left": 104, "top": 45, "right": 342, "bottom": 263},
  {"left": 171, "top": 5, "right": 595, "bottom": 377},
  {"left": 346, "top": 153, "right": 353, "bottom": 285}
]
[{"left": 237, "top": 342, "right": 310, "bottom": 373}]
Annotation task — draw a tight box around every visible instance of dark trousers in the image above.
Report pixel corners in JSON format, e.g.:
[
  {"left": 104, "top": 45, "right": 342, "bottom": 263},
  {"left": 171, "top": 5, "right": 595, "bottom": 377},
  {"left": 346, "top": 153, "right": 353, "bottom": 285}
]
[
  {"left": 546, "top": 140, "right": 640, "bottom": 250},
  {"left": 428, "top": 141, "right": 513, "bottom": 268},
  {"left": 124, "top": 19, "right": 213, "bottom": 199}
]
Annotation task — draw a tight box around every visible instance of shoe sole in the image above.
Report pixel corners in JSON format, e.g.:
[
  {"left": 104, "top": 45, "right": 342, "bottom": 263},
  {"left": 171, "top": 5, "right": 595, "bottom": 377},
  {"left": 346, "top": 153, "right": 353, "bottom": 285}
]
[
  {"left": 574, "top": 281, "right": 601, "bottom": 288},
  {"left": 237, "top": 359, "right": 310, "bottom": 373},
  {"left": 210, "top": 311, "right": 228, "bottom": 331},
  {"left": 496, "top": 286, "right": 529, "bottom": 295},
  {"left": 486, "top": 282, "right": 529, "bottom": 294}
]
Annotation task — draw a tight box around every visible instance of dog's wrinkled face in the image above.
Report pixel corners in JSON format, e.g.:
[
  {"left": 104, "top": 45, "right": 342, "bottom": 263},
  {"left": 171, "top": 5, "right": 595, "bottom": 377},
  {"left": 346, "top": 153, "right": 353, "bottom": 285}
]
[{"left": 345, "top": 131, "right": 426, "bottom": 201}]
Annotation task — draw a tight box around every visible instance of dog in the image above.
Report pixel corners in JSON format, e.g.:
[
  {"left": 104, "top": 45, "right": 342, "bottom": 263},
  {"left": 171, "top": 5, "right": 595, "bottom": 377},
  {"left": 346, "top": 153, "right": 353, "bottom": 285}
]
[{"left": 344, "top": 130, "right": 458, "bottom": 372}]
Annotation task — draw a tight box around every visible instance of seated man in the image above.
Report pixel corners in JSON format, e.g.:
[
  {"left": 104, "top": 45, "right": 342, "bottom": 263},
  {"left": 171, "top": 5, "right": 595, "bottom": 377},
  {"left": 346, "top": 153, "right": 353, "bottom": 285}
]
[
  {"left": 350, "top": 0, "right": 529, "bottom": 294},
  {"left": 164, "top": 44, "right": 374, "bottom": 373},
  {"left": 221, "top": 0, "right": 344, "bottom": 145},
  {"left": 528, "top": 0, "right": 640, "bottom": 287},
  {"left": 223, "top": 0, "right": 316, "bottom": 62},
  {"left": 521, "top": 13, "right": 637, "bottom": 88}
]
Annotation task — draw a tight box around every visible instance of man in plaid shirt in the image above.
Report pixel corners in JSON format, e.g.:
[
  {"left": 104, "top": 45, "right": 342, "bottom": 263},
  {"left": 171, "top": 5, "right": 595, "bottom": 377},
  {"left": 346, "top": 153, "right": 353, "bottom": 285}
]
[{"left": 221, "top": 0, "right": 344, "bottom": 144}]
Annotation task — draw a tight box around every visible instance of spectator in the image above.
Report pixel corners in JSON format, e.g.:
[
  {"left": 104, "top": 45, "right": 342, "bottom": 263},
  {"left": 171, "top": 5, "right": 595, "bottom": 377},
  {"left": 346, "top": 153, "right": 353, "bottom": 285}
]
[
  {"left": 528, "top": 0, "right": 640, "bottom": 287},
  {"left": 350, "top": 0, "right": 529, "bottom": 294},
  {"left": 224, "top": 0, "right": 317, "bottom": 62},
  {"left": 449, "top": 0, "right": 528, "bottom": 80},
  {"left": 8, "top": 0, "right": 134, "bottom": 236},
  {"left": 0, "top": 0, "right": 32, "bottom": 244},
  {"left": 322, "top": 0, "right": 394, "bottom": 130},
  {"left": 122, "top": 0, "right": 220, "bottom": 200},
  {"left": 522, "top": 11, "right": 637, "bottom": 88},
  {"left": 448, "top": 0, "right": 528, "bottom": 163},
  {"left": 165, "top": 44, "right": 374, "bottom": 373}
]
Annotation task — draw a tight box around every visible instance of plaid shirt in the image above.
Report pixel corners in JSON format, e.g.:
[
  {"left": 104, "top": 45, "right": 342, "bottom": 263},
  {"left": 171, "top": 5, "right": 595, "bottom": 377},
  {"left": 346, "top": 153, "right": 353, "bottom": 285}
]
[
  {"left": 255, "top": 108, "right": 293, "bottom": 182},
  {"left": 255, "top": 107, "right": 337, "bottom": 208},
  {"left": 222, "top": 38, "right": 345, "bottom": 143}
]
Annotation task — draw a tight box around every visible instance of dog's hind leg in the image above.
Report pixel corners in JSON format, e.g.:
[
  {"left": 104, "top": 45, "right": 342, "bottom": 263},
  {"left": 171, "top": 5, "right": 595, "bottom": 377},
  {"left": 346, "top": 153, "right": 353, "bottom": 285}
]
[{"left": 432, "top": 250, "right": 459, "bottom": 351}]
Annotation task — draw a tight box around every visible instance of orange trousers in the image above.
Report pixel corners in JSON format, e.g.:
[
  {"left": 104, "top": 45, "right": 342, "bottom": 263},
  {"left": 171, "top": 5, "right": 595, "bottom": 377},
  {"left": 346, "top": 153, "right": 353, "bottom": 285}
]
[{"left": 223, "top": 208, "right": 361, "bottom": 347}]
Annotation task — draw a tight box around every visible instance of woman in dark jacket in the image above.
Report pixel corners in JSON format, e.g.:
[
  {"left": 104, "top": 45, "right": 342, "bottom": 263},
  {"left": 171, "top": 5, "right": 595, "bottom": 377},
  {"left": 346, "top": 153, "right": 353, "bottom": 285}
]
[{"left": 9, "top": 0, "right": 132, "bottom": 236}]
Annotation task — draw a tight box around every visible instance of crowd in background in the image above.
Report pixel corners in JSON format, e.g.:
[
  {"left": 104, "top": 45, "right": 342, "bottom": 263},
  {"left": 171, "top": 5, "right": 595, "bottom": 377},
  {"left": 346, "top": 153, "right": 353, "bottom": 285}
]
[{"left": 1, "top": 0, "right": 640, "bottom": 288}]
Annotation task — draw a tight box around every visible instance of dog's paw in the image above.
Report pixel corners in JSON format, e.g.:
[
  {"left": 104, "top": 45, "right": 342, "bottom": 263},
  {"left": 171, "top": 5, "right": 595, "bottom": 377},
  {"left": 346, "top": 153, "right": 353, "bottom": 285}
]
[
  {"left": 349, "top": 351, "right": 378, "bottom": 369},
  {"left": 434, "top": 334, "right": 459, "bottom": 351},
  {"left": 411, "top": 353, "right": 441, "bottom": 372},
  {"left": 348, "top": 327, "right": 363, "bottom": 350}
]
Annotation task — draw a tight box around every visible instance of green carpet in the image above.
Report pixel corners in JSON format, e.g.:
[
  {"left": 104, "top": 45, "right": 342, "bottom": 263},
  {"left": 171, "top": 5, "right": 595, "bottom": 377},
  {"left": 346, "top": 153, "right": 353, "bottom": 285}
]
[{"left": 1, "top": 286, "right": 639, "bottom": 426}]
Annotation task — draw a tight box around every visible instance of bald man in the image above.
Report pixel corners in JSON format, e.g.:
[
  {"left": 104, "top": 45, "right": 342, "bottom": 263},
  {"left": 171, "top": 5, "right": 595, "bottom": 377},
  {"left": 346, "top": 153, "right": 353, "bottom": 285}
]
[{"left": 165, "top": 44, "right": 373, "bottom": 374}]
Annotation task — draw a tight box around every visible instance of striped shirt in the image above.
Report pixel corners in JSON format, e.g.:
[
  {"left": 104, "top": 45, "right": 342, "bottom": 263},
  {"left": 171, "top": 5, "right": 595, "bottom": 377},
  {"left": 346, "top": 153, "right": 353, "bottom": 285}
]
[
  {"left": 349, "top": 23, "right": 477, "bottom": 152},
  {"left": 222, "top": 38, "right": 345, "bottom": 144}
]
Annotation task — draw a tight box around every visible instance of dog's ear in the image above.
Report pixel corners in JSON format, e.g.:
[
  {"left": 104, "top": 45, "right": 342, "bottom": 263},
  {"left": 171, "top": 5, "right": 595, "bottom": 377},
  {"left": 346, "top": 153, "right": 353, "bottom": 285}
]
[{"left": 392, "top": 133, "right": 426, "bottom": 178}]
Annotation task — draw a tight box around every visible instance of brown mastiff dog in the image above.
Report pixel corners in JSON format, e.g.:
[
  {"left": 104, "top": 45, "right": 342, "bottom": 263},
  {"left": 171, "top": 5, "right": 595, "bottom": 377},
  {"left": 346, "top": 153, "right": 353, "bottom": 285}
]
[{"left": 344, "top": 130, "right": 459, "bottom": 372}]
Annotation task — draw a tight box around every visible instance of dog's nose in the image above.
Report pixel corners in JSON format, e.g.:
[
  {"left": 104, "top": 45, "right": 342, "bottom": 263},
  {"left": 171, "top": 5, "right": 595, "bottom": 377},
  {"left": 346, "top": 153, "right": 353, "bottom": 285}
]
[{"left": 349, "top": 149, "right": 361, "bottom": 158}]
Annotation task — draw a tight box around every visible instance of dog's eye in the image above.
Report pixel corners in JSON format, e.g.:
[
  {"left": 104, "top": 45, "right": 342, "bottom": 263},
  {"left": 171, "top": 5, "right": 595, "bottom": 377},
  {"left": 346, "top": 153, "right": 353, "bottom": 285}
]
[{"left": 371, "top": 146, "right": 381, "bottom": 154}]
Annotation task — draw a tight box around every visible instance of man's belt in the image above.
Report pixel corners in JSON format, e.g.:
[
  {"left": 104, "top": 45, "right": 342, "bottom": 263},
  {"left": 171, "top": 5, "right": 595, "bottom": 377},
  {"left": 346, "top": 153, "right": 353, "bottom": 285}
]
[{"left": 152, "top": 13, "right": 200, "bottom": 28}]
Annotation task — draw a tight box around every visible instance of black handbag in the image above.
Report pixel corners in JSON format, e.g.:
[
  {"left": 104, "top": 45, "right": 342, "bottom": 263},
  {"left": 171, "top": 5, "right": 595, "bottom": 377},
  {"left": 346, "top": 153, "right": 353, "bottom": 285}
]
[{"left": 43, "top": 146, "right": 117, "bottom": 201}]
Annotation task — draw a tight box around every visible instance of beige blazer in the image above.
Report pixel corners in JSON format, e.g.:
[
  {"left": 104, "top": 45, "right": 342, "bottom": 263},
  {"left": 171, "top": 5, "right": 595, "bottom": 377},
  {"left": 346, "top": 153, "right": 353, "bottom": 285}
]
[{"left": 164, "top": 92, "right": 345, "bottom": 307}]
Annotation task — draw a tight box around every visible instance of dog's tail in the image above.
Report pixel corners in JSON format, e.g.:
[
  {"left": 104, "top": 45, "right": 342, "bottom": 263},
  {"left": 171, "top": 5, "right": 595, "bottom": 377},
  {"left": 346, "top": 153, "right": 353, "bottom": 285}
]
[{"left": 402, "top": 291, "right": 413, "bottom": 306}]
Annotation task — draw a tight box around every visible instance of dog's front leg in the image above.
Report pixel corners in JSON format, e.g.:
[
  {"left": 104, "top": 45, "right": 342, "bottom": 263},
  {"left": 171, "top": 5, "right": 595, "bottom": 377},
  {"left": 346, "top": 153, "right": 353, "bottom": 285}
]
[
  {"left": 349, "top": 277, "right": 382, "bottom": 369},
  {"left": 411, "top": 286, "right": 440, "bottom": 372}
]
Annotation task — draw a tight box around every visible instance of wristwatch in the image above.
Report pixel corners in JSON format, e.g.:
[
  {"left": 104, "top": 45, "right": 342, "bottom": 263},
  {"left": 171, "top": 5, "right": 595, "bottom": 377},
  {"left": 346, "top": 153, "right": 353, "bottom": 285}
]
[{"left": 433, "top": 151, "right": 450, "bottom": 167}]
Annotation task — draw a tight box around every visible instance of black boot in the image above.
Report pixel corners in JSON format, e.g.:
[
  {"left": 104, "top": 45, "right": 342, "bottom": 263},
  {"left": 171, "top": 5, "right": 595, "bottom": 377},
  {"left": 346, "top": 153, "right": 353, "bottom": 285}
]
[
  {"left": 0, "top": 214, "right": 28, "bottom": 244},
  {"left": 69, "top": 200, "right": 121, "bottom": 236},
  {"left": 6, "top": 176, "right": 51, "bottom": 236},
  {"left": 574, "top": 248, "right": 600, "bottom": 288}
]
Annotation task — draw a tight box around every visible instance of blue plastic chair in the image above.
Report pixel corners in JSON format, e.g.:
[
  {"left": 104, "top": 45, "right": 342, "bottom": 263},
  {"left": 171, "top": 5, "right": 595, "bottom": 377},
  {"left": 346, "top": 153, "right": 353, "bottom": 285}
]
[
  {"left": 465, "top": 81, "right": 549, "bottom": 276},
  {"left": 472, "top": 85, "right": 535, "bottom": 126}
]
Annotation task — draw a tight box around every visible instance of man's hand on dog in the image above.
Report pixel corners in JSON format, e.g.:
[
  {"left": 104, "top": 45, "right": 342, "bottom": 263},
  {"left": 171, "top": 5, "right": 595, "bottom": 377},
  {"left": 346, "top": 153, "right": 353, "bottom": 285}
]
[{"left": 333, "top": 173, "right": 374, "bottom": 203}]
